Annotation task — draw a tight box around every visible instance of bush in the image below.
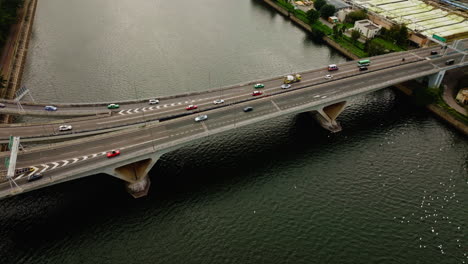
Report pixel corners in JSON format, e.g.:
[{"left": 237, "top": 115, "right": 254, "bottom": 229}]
[
  {"left": 345, "top": 10, "right": 367, "bottom": 23},
  {"left": 306, "top": 9, "right": 320, "bottom": 24},
  {"left": 320, "top": 4, "right": 336, "bottom": 19}
]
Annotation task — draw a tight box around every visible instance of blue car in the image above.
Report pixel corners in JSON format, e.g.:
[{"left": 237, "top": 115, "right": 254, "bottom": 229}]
[{"left": 44, "top": 105, "right": 57, "bottom": 111}]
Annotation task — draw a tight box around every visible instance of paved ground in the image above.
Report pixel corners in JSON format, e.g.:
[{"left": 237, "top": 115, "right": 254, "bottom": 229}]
[{"left": 442, "top": 69, "right": 467, "bottom": 116}]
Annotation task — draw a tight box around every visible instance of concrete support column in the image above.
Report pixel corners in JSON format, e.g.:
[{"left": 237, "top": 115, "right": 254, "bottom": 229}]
[
  {"left": 312, "top": 101, "right": 347, "bottom": 133},
  {"left": 107, "top": 155, "right": 160, "bottom": 198},
  {"left": 427, "top": 70, "right": 446, "bottom": 89}
]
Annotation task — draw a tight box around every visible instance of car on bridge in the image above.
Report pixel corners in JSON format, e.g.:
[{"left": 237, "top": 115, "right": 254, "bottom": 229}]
[
  {"left": 328, "top": 64, "right": 338, "bottom": 71},
  {"left": 243, "top": 106, "right": 253, "bottom": 112},
  {"left": 252, "top": 91, "right": 263, "bottom": 96},
  {"left": 58, "top": 125, "right": 73, "bottom": 131},
  {"left": 359, "top": 66, "right": 368, "bottom": 71},
  {"left": 44, "top": 105, "right": 57, "bottom": 111},
  {"left": 28, "top": 173, "right": 43, "bottom": 182},
  {"left": 254, "top": 83, "right": 265, "bottom": 89},
  {"left": 213, "top": 99, "right": 225, "bottom": 104},
  {"left": 0, "top": 103, "right": 5, "bottom": 108},
  {"left": 281, "top": 84, "right": 291, "bottom": 89},
  {"left": 106, "top": 150, "right": 120, "bottom": 158},
  {"left": 186, "top": 104, "right": 198, "bottom": 110},
  {"left": 107, "top": 103, "right": 120, "bottom": 109},
  {"left": 324, "top": 74, "right": 333, "bottom": 79},
  {"left": 149, "top": 99, "right": 159, "bottom": 105},
  {"left": 194, "top": 115, "right": 208, "bottom": 122}
]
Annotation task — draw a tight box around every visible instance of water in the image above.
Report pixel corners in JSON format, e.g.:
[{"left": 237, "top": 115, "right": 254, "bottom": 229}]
[{"left": 1, "top": 1, "right": 467, "bottom": 263}]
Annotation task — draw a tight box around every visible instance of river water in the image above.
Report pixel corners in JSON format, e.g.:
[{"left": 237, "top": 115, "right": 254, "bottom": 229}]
[{"left": 1, "top": 0, "right": 467, "bottom": 263}]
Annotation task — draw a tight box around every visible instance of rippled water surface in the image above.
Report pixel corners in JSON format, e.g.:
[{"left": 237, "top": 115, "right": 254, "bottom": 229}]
[{"left": 1, "top": 0, "right": 467, "bottom": 263}]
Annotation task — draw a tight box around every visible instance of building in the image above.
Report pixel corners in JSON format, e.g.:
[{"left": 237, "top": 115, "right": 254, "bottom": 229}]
[
  {"left": 455, "top": 88, "right": 468, "bottom": 105},
  {"left": 353, "top": 19, "right": 382, "bottom": 39},
  {"left": 326, "top": 0, "right": 351, "bottom": 10}
]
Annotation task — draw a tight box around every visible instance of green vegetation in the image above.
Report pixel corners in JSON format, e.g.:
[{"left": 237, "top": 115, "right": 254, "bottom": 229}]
[
  {"left": 379, "top": 24, "right": 409, "bottom": 48},
  {"left": 319, "top": 4, "right": 336, "bottom": 19},
  {"left": 275, "top": 0, "right": 295, "bottom": 13},
  {"left": 306, "top": 9, "right": 320, "bottom": 24},
  {"left": 371, "top": 37, "right": 406, "bottom": 52},
  {"left": 345, "top": 10, "right": 368, "bottom": 23},
  {"left": 314, "top": 0, "right": 327, "bottom": 11},
  {"left": 0, "top": 0, "right": 24, "bottom": 48},
  {"left": 332, "top": 35, "right": 368, "bottom": 57},
  {"left": 351, "top": 30, "right": 360, "bottom": 44}
]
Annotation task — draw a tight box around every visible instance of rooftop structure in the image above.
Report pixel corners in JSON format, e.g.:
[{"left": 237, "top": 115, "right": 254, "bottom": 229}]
[{"left": 351, "top": 0, "right": 468, "bottom": 40}]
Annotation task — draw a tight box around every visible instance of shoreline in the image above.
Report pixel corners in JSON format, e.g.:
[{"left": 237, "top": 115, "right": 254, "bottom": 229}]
[
  {"left": 261, "top": 0, "right": 467, "bottom": 136},
  {"left": 0, "top": 0, "right": 38, "bottom": 124}
]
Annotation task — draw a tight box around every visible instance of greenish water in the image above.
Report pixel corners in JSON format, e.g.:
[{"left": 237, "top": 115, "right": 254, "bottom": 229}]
[{"left": 1, "top": 1, "right": 467, "bottom": 263}]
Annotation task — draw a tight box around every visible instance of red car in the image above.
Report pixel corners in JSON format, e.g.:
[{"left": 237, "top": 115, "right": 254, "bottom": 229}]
[
  {"left": 252, "top": 91, "right": 263, "bottom": 96},
  {"left": 185, "top": 104, "right": 198, "bottom": 110},
  {"left": 106, "top": 150, "right": 120, "bottom": 158}
]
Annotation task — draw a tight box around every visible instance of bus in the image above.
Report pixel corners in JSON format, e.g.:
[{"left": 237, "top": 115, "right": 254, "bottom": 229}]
[{"left": 357, "top": 59, "right": 370, "bottom": 66}]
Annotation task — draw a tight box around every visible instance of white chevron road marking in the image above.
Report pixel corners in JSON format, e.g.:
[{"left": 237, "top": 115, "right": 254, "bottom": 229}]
[
  {"left": 50, "top": 162, "right": 60, "bottom": 170},
  {"left": 71, "top": 158, "right": 79, "bottom": 164},
  {"left": 61, "top": 160, "right": 69, "bottom": 167},
  {"left": 39, "top": 164, "right": 49, "bottom": 173}
]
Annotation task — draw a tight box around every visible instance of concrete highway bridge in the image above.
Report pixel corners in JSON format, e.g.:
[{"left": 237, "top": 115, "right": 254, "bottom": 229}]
[{"left": 0, "top": 41, "right": 466, "bottom": 200}]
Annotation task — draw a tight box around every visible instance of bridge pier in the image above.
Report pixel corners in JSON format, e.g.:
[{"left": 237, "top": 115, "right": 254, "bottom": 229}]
[
  {"left": 427, "top": 70, "right": 446, "bottom": 89},
  {"left": 312, "top": 101, "right": 347, "bottom": 133},
  {"left": 107, "top": 156, "right": 160, "bottom": 198}
]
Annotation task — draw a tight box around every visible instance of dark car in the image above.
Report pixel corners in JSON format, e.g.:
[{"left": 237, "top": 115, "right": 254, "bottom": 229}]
[
  {"left": 0, "top": 103, "right": 5, "bottom": 108},
  {"left": 28, "top": 173, "right": 43, "bottom": 182},
  {"left": 243, "top": 106, "right": 253, "bottom": 112},
  {"left": 430, "top": 51, "right": 438, "bottom": 55},
  {"left": 359, "top": 66, "right": 368, "bottom": 71}
]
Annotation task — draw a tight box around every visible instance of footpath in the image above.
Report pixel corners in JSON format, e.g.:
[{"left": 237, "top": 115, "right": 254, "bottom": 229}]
[
  {"left": 0, "top": 0, "right": 38, "bottom": 124},
  {"left": 261, "top": 0, "right": 467, "bottom": 136}
]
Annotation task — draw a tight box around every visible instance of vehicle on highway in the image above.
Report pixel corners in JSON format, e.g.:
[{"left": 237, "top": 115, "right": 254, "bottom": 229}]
[
  {"left": 359, "top": 66, "right": 368, "bottom": 71},
  {"left": 44, "top": 105, "right": 57, "bottom": 111},
  {"left": 283, "top": 74, "right": 301, "bottom": 84},
  {"left": 186, "top": 104, "right": 198, "bottom": 110},
  {"left": 445, "top": 59, "right": 454, "bottom": 65},
  {"left": 107, "top": 103, "right": 120, "bottom": 109},
  {"left": 28, "top": 173, "right": 43, "bottom": 182},
  {"left": 328, "top": 64, "right": 338, "bottom": 71},
  {"left": 357, "top": 59, "right": 371, "bottom": 66},
  {"left": 243, "top": 106, "right": 253, "bottom": 112},
  {"left": 213, "top": 99, "right": 225, "bottom": 104},
  {"left": 430, "top": 51, "right": 438, "bottom": 55},
  {"left": 58, "top": 125, "right": 73, "bottom": 131},
  {"left": 106, "top": 150, "right": 120, "bottom": 158},
  {"left": 254, "top": 83, "right": 265, "bottom": 89},
  {"left": 280, "top": 84, "right": 291, "bottom": 89},
  {"left": 0, "top": 103, "right": 5, "bottom": 108},
  {"left": 149, "top": 99, "right": 159, "bottom": 105},
  {"left": 252, "top": 91, "right": 263, "bottom": 96},
  {"left": 324, "top": 74, "right": 333, "bottom": 79},
  {"left": 194, "top": 115, "right": 208, "bottom": 122}
]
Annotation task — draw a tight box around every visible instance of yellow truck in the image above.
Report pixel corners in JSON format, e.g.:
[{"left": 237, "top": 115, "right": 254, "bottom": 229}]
[{"left": 283, "top": 74, "right": 301, "bottom": 84}]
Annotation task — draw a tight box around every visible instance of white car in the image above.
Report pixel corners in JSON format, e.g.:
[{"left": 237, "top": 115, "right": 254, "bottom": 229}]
[
  {"left": 324, "top": 74, "right": 333, "bottom": 79},
  {"left": 58, "top": 125, "right": 72, "bottom": 131},
  {"left": 213, "top": 99, "right": 225, "bottom": 104},
  {"left": 194, "top": 115, "right": 208, "bottom": 122},
  {"left": 149, "top": 99, "right": 159, "bottom": 105},
  {"left": 281, "top": 84, "right": 291, "bottom": 89}
]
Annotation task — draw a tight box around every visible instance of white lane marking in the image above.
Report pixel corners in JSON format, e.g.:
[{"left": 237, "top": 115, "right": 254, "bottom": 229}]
[
  {"left": 201, "top": 122, "right": 208, "bottom": 132},
  {"left": 134, "top": 108, "right": 140, "bottom": 113},
  {"left": 270, "top": 100, "right": 281, "bottom": 111},
  {"left": 156, "top": 106, "right": 160, "bottom": 109},
  {"left": 92, "top": 153, "right": 98, "bottom": 158},
  {"left": 100, "top": 152, "right": 106, "bottom": 155},
  {"left": 177, "top": 102, "right": 182, "bottom": 105},
  {"left": 71, "top": 158, "right": 79, "bottom": 164},
  {"left": 118, "top": 110, "right": 125, "bottom": 115},
  {"left": 39, "top": 164, "right": 49, "bottom": 173},
  {"left": 119, "top": 135, "right": 170, "bottom": 151},
  {"left": 61, "top": 160, "right": 69, "bottom": 167},
  {"left": 125, "top": 109, "right": 132, "bottom": 114},
  {"left": 163, "top": 104, "right": 169, "bottom": 108},
  {"left": 321, "top": 96, "right": 327, "bottom": 99},
  {"left": 50, "top": 162, "right": 60, "bottom": 170},
  {"left": 170, "top": 103, "right": 175, "bottom": 106},
  {"left": 142, "top": 107, "right": 148, "bottom": 112},
  {"left": 81, "top": 156, "right": 88, "bottom": 161},
  {"left": 184, "top": 101, "right": 189, "bottom": 104},
  {"left": 314, "top": 95, "right": 321, "bottom": 98}
]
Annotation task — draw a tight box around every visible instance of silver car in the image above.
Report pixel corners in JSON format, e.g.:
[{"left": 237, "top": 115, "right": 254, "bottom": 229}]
[
  {"left": 280, "top": 84, "right": 291, "bottom": 89},
  {"left": 149, "top": 99, "right": 159, "bottom": 105},
  {"left": 58, "top": 125, "right": 72, "bottom": 131},
  {"left": 213, "top": 99, "right": 225, "bottom": 104},
  {"left": 194, "top": 115, "right": 208, "bottom": 122}
]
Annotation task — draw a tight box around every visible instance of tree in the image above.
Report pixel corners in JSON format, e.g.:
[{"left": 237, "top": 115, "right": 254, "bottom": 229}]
[
  {"left": 345, "top": 10, "right": 367, "bottom": 23},
  {"left": 310, "top": 27, "right": 325, "bottom": 41},
  {"left": 320, "top": 4, "right": 336, "bottom": 19},
  {"left": 366, "top": 39, "right": 386, "bottom": 56},
  {"left": 351, "top": 30, "right": 360, "bottom": 44},
  {"left": 396, "top": 24, "right": 408, "bottom": 46},
  {"left": 314, "top": 0, "right": 326, "bottom": 11},
  {"left": 306, "top": 9, "right": 320, "bottom": 24},
  {"left": 332, "top": 24, "right": 344, "bottom": 38}
]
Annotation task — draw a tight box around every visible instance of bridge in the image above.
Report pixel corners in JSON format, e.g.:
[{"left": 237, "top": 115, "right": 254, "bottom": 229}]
[{"left": 0, "top": 41, "right": 466, "bottom": 200}]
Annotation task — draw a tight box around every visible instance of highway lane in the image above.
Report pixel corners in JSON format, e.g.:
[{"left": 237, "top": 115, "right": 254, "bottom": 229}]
[
  {"left": 0, "top": 47, "right": 444, "bottom": 140},
  {"left": 0, "top": 51, "right": 465, "bottom": 192},
  {"left": 0, "top": 46, "right": 440, "bottom": 119}
]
